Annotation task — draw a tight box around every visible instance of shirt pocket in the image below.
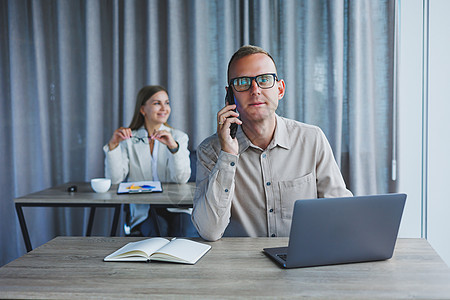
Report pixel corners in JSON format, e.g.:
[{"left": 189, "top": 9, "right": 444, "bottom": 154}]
[{"left": 278, "top": 173, "right": 317, "bottom": 219}]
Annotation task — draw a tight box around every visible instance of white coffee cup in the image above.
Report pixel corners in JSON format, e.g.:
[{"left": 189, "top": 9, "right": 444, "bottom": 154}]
[{"left": 90, "top": 178, "right": 111, "bottom": 193}]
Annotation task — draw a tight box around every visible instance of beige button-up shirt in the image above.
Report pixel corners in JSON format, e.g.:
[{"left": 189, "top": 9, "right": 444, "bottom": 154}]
[{"left": 192, "top": 114, "right": 352, "bottom": 241}]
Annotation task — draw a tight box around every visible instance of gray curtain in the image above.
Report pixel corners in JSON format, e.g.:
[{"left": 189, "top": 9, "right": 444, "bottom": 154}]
[{"left": 0, "top": 0, "right": 396, "bottom": 266}]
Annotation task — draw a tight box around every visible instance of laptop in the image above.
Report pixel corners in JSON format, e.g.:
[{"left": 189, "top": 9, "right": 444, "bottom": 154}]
[{"left": 263, "top": 193, "right": 406, "bottom": 268}]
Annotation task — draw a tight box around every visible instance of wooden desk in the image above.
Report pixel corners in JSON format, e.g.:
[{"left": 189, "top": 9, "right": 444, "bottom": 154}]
[
  {"left": 0, "top": 237, "right": 449, "bottom": 299},
  {"left": 14, "top": 182, "right": 195, "bottom": 252}
]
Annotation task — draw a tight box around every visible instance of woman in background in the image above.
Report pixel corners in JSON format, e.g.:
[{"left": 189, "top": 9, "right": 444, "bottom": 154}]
[{"left": 104, "top": 85, "right": 197, "bottom": 237}]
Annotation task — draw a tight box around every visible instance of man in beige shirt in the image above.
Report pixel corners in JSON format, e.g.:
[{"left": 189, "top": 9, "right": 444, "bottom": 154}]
[{"left": 192, "top": 45, "right": 352, "bottom": 241}]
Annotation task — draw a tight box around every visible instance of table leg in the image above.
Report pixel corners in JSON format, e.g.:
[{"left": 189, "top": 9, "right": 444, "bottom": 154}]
[
  {"left": 86, "top": 207, "right": 96, "bottom": 236},
  {"left": 15, "top": 203, "right": 33, "bottom": 252},
  {"left": 110, "top": 205, "right": 121, "bottom": 236}
]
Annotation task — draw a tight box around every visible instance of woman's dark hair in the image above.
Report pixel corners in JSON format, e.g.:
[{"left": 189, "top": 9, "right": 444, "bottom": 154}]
[{"left": 128, "top": 85, "right": 168, "bottom": 130}]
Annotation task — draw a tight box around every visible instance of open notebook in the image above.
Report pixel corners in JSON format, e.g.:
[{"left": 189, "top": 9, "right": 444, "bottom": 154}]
[{"left": 104, "top": 238, "right": 211, "bottom": 264}]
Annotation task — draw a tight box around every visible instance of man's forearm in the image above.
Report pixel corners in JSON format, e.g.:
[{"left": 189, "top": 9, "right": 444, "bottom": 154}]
[{"left": 192, "top": 151, "right": 237, "bottom": 241}]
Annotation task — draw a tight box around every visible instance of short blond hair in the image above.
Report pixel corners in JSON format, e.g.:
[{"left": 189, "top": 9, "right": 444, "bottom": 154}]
[{"left": 227, "top": 45, "right": 277, "bottom": 82}]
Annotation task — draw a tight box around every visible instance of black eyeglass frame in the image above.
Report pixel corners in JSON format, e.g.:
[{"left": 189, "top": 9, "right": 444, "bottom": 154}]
[{"left": 229, "top": 73, "right": 278, "bottom": 92}]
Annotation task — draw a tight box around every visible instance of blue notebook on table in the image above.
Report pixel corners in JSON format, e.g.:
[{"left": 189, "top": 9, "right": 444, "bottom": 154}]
[{"left": 117, "top": 181, "right": 163, "bottom": 194}]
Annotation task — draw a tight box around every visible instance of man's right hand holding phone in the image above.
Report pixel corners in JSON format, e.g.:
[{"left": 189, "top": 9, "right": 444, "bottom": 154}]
[{"left": 217, "top": 104, "right": 242, "bottom": 155}]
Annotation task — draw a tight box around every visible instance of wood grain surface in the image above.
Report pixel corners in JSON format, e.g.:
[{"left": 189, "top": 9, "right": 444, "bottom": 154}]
[
  {"left": 1, "top": 237, "right": 450, "bottom": 299},
  {"left": 14, "top": 182, "right": 196, "bottom": 206}
]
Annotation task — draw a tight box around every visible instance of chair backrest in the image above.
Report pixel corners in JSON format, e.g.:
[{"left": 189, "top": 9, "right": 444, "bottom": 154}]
[{"left": 189, "top": 150, "right": 197, "bottom": 182}]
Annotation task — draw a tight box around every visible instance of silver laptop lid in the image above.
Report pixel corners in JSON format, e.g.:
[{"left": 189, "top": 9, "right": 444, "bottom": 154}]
[{"left": 285, "top": 193, "right": 406, "bottom": 268}]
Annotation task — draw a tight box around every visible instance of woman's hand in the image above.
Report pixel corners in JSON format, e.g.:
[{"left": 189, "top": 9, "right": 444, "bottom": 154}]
[
  {"left": 108, "top": 127, "right": 132, "bottom": 150},
  {"left": 217, "top": 104, "right": 242, "bottom": 155},
  {"left": 151, "top": 129, "right": 178, "bottom": 150}
]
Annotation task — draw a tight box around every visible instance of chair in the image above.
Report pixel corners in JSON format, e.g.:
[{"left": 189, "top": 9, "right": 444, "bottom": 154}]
[
  {"left": 188, "top": 150, "right": 197, "bottom": 182},
  {"left": 123, "top": 150, "right": 197, "bottom": 236}
]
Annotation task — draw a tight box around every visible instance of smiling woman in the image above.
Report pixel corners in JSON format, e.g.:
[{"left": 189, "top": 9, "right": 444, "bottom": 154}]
[{"left": 104, "top": 85, "right": 197, "bottom": 238}]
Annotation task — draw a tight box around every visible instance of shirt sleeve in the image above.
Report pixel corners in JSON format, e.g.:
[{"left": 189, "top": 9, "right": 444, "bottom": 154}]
[
  {"left": 315, "top": 129, "right": 353, "bottom": 198},
  {"left": 103, "top": 143, "right": 129, "bottom": 184},
  {"left": 192, "top": 144, "right": 239, "bottom": 241},
  {"left": 164, "top": 130, "right": 191, "bottom": 183}
]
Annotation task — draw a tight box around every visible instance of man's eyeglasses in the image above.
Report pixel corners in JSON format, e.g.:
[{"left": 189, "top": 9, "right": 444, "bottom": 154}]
[
  {"left": 229, "top": 73, "right": 278, "bottom": 92},
  {"left": 130, "top": 136, "right": 150, "bottom": 144}
]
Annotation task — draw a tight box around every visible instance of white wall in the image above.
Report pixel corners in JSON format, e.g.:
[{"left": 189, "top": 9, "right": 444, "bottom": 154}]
[
  {"left": 397, "top": 0, "right": 423, "bottom": 239},
  {"left": 398, "top": 0, "right": 450, "bottom": 267},
  {"left": 427, "top": 0, "right": 450, "bottom": 267}
]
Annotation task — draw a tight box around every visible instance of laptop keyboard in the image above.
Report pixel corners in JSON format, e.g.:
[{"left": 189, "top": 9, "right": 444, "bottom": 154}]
[{"left": 277, "top": 253, "right": 288, "bottom": 261}]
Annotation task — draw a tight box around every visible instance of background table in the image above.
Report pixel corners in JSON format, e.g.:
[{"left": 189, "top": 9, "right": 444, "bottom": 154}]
[
  {"left": 14, "top": 182, "right": 195, "bottom": 252},
  {"left": 1, "top": 237, "right": 450, "bottom": 299}
]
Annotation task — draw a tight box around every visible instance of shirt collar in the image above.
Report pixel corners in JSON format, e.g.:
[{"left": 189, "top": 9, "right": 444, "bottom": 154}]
[
  {"left": 136, "top": 127, "right": 148, "bottom": 137},
  {"left": 234, "top": 125, "right": 250, "bottom": 154},
  {"left": 237, "top": 114, "right": 291, "bottom": 154},
  {"left": 269, "top": 114, "right": 291, "bottom": 150}
]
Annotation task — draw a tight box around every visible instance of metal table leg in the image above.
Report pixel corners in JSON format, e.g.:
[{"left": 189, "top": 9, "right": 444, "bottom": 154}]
[
  {"left": 110, "top": 205, "right": 121, "bottom": 236},
  {"left": 15, "top": 203, "right": 32, "bottom": 252},
  {"left": 86, "top": 207, "right": 96, "bottom": 236}
]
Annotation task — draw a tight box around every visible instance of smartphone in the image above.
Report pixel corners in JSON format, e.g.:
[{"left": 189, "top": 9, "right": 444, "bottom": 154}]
[{"left": 225, "top": 88, "right": 238, "bottom": 139}]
